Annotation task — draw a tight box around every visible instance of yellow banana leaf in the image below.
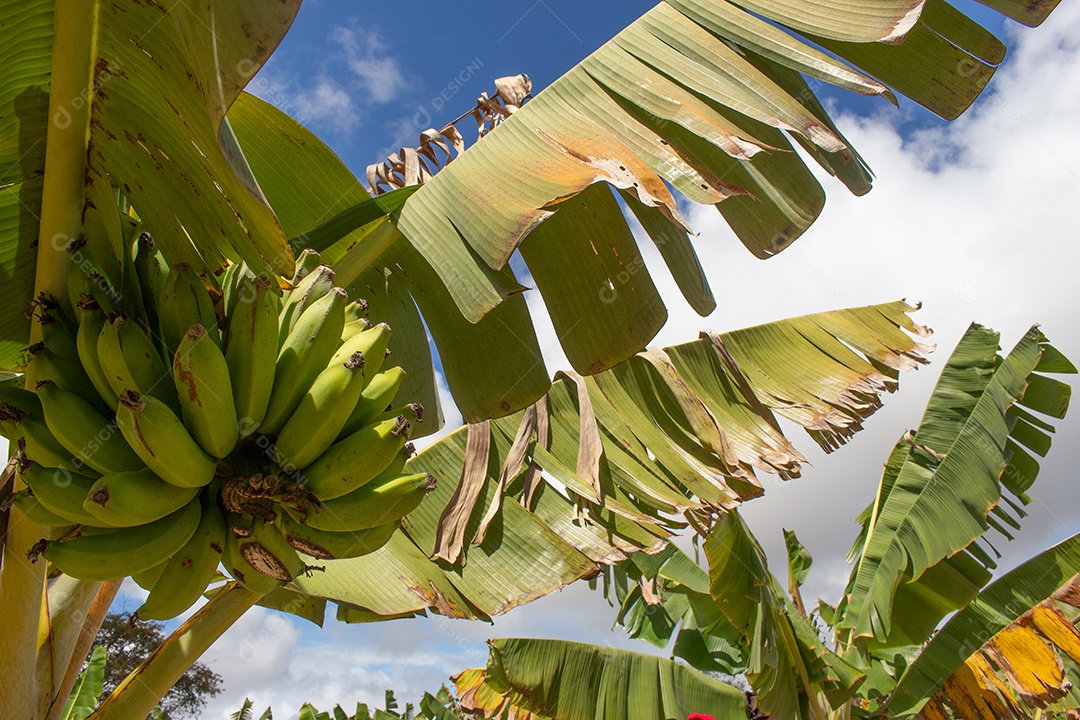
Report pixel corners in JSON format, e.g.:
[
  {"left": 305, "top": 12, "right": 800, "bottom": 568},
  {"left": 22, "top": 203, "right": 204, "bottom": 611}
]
[{"left": 889, "top": 532, "right": 1080, "bottom": 716}]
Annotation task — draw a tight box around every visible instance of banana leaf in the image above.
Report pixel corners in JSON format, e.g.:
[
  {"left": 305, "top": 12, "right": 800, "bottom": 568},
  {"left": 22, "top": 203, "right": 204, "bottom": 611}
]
[
  {"left": 888, "top": 531, "right": 1080, "bottom": 717},
  {"left": 392, "top": 0, "right": 1035, "bottom": 380},
  {"left": 287, "top": 300, "right": 928, "bottom": 621},
  {"left": 58, "top": 645, "right": 106, "bottom": 720},
  {"left": 457, "top": 638, "right": 747, "bottom": 720},
  {"left": 840, "top": 324, "right": 1075, "bottom": 644}
]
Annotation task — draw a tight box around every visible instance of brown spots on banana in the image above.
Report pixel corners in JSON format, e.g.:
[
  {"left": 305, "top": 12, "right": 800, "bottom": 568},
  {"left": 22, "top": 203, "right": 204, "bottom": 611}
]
[
  {"left": 1, "top": 404, "right": 28, "bottom": 424},
  {"left": 27, "top": 539, "right": 48, "bottom": 563},
  {"left": 119, "top": 391, "right": 156, "bottom": 458},
  {"left": 240, "top": 541, "right": 293, "bottom": 581},
  {"left": 344, "top": 351, "right": 365, "bottom": 372},
  {"left": 174, "top": 325, "right": 208, "bottom": 405},
  {"left": 87, "top": 487, "right": 110, "bottom": 507},
  {"left": 284, "top": 534, "right": 335, "bottom": 560},
  {"left": 239, "top": 502, "right": 277, "bottom": 522},
  {"left": 229, "top": 524, "right": 252, "bottom": 539},
  {"left": 76, "top": 294, "right": 100, "bottom": 312}
]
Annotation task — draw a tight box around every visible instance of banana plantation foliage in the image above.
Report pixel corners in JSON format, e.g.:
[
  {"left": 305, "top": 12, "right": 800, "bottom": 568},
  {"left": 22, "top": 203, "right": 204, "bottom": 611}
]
[{"left": 0, "top": 0, "right": 1075, "bottom": 719}]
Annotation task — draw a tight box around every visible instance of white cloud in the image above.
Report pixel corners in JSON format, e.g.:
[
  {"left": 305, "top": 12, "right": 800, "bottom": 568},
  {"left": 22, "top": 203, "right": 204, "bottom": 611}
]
[
  {"left": 330, "top": 27, "right": 410, "bottom": 104},
  {"left": 247, "top": 25, "right": 409, "bottom": 141},
  {"left": 249, "top": 73, "right": 359, "bottom": 134}
]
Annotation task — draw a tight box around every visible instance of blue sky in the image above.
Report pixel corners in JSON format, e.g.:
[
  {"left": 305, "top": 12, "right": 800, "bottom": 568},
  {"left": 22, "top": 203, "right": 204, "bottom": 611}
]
[
  {"left": 252, "top": 0, "right": 1011, "bottom": 168},
  {"left": 105, "top": 3, "right": 1080, "bottom": 717}
]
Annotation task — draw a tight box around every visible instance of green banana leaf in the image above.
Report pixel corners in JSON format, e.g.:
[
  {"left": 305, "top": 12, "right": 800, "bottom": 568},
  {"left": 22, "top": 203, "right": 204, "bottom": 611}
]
[
  {"left": 288, "top": 300, "right": 928, "bottom": 622},
  {"left": 888, "top": 531, "right": 1080, "bottom": 717},
  {"left": 466, "top": 638, "right": 747, "bottom": 720},
  {"left": 705, "top": 512, "right": 865, "bottom": 720},
  {"left": 58, "top": 644, "right": 106, "bottom": 720},
  {"left": 0, "top": 0, "right": 299, "bottom": 369},
  {"left": 840, "top": 324, "right": 1075, "bottom": 644},
  {"left": 0, "top": 0, "right": 52, "bottom": 370},
  {"left": 391, "top": 0, "right": 1036, "bottom": 378},
  {"left": 604, "top": 541, "right": 747, "bottom": 676}
]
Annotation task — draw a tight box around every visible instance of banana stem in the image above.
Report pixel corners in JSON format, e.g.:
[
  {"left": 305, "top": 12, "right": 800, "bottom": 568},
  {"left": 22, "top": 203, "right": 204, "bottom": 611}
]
[
  {"left": 45, "top": 579, "right": 122, "bottom": 720},
  {"left": 87, "top": 582, "right": 264, "bottom": 720},
  {"left": 0, "top": 0, "right": 97, "bottom": 716}
]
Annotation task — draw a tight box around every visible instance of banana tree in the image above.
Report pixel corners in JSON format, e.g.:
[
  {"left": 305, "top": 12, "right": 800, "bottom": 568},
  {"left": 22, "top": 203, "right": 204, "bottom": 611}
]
[
  {"left": 490, "top": 323, "right": 1073, "bottom": 720},
  {"left": 0, "top": 0, "right": 1066, "bottom": 718}
]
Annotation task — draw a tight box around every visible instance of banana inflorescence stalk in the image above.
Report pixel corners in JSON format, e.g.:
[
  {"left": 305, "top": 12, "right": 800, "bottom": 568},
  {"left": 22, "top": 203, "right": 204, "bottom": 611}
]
[{"left": 0, "top": 217, "right": 435, "bottom": 622}]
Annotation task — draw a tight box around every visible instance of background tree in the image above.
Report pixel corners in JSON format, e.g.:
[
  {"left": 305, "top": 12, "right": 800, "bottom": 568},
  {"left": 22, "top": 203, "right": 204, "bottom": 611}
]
[{"left": 90, "top": 613, "right": 222, "bottom": 719}]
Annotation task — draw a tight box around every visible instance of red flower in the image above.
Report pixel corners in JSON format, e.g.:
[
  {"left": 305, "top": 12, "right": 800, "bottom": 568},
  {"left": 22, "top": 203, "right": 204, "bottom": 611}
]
[{"left": 687, "top": 715, "right": 717, "bottom": 720}]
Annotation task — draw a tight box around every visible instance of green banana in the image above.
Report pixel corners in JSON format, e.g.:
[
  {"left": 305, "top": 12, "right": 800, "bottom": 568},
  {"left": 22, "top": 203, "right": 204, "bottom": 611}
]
[
  {"left": 159, "top": 263, "right": 221, "bottom": 353},
  {"left": 290, "top": 249, "right": 322, "bottom": 286},
  {"left": 35, "top": 381, "right": 144, "bottom": 475},
  {"left": 278, "top": 265, "right": 335, "bottom": 346},
  {"left": 225, "top": 276, "right": 279, "bottom": 437},
  {"left": 9, "top": 419, "right": 83, "bottom": 473},
  {"left": 341, "top": 317, "right": 374, "bottom": 343},
  {"left": 337, "top": 366, "right": 406, "bottom": 440},
  {"left": 173, "top": 325, "right": 238, "bottom": 458},
  {"left": 304, "top": 472, "right": 434, "bottom": 533},
  {"left": 277, "top": 512, "right": 398, "bottom": 560},
  {"left": 260, "top": 288, "right": 347, "bottom": 436},
  {"left": 344, "top": 298, "right": 369, "bottom": 324},
  {"left": 10, "top": 491, "right": 76, "bottom": 528},
  {"left": 38, "top": 312, "right": 79, "bottom": 360},
  {"left": 21, "top": 463, "right": 102, "bottom": 526},
  {"left": 83, "top": 467, "right": 200, "bottom": 527},
  {"left": 133, "top": 232, "right": 169, "bottom": 339},
  {"left": 66, "top": 259, "right": 120, "bottom": 316},
  {"left": 245, "top": 517, "right": 307, "bottom": 581},
  {"left": 0, "top": 384, "right": 44, "bottom": 419},
  {"left": 301, "top": 413, "right": 410, "bottom": 500},
  {"left": 222, "top": 516, "right": 305, "bottom": 591},
  {"left": 97, "top": 312, "right": 181, "bottom": 414},
  {"left": 75, "top": 307, "right": 119, "bottom": 408},
  {"left": 118, "top": 239, "right": 148, "bottom": 324},
  {"left": 137, "top": 493, "right": 226, "bottom": 620},
  {"left": 328, "top": 323, "right": 390, "bottom": 370},
  {"left": 38, "top": 499, "right": 202, "bottom": 581},
  {"left": 115, "top": 390, "right": 217, "bottom": 488},
  {"left": 132, "top": 561, "right": 168, "bottom": 592},
  {"left": 28, "top": 346, "right": 102, "bottom": 409},
  {"left": 273, "top": 325, "right": 392, "bottom": 470}
]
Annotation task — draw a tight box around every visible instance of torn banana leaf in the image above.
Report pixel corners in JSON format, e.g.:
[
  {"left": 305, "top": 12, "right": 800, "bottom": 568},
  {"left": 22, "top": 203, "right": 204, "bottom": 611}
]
[
  {"left": 841, "top": 324, "right": 1075, "bottom": 645},
  {"left": 289, "top": 301, "right": 928, "bottom": 622},
  {"left": 392, "top": 0, "right": 1033, "bottom": 379}
]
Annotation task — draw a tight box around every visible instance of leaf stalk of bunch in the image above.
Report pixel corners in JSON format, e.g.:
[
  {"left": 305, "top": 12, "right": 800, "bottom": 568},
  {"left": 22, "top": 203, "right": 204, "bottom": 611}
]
[{"left": 87, "top": 582, "right": 264, "bottom": 720}]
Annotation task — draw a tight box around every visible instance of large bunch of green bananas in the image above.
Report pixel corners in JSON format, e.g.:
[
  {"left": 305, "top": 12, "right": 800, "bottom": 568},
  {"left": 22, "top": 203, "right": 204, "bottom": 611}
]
[{"left": 0, "top": 239, "right": 434, "bottom": 620}]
